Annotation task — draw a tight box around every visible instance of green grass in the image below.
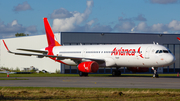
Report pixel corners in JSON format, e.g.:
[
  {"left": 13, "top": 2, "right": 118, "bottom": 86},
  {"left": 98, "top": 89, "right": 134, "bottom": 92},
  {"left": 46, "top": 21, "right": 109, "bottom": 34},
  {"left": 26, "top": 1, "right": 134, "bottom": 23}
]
[
  {"left": 0, "top": 87, "right": 180, "bottom": 100},
  {"left": 0, "top": 73, "right": 179, "bottom": 77}
]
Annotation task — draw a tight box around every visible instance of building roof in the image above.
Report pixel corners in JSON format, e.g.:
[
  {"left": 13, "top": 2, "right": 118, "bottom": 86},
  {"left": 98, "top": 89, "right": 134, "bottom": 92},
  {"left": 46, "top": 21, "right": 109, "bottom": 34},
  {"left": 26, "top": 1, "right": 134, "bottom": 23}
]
[{"left": 61, "top": 32, "right": 180, "bottom": 45}]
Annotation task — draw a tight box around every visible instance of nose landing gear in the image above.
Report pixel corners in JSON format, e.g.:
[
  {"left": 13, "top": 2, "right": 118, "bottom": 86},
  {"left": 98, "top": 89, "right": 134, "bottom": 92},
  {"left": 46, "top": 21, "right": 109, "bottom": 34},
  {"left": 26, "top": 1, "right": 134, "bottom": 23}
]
[{"left": 152, "top": 67, "right": 159, "bottom": 78}]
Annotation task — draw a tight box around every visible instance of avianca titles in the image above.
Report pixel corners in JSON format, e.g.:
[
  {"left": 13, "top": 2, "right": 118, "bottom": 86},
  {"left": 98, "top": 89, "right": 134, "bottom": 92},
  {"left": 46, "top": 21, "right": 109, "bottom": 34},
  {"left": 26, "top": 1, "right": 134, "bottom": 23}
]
[{"left": 3, "top": 18, "right": 175, "bottom": 78}]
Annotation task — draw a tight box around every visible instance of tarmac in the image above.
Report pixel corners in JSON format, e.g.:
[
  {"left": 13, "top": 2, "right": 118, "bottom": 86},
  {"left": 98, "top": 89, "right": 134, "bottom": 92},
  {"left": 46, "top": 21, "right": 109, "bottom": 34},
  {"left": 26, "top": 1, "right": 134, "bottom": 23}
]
[{"left": 0, "top": 77, "right": 180, "bottom": 89}]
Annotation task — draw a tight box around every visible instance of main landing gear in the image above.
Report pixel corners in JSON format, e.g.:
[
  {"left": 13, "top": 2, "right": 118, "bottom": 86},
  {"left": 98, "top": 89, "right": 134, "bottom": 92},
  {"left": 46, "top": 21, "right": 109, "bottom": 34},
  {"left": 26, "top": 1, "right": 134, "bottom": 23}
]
[
  {"left": 112, "top": 67, "right": 121, "bottom": 76},
  {"left": 79, "top": 71, "right": 88, "bottom": 77},
  {"left": 152, "top": 67, "right": 159, "bottom": 78}
]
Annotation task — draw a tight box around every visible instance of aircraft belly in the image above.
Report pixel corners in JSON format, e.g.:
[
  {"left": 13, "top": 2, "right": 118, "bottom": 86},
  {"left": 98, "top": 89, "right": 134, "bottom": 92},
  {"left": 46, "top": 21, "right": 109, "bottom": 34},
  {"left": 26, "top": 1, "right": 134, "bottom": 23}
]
[
  {"left": 115, "top": 57, "right": 137, "bottom": 67},
  {"left": 115, "top": 56, "right": 159, "bottom": 67},
  {"left": 61, "top": 59, "right": 77, "bottom": 66}
]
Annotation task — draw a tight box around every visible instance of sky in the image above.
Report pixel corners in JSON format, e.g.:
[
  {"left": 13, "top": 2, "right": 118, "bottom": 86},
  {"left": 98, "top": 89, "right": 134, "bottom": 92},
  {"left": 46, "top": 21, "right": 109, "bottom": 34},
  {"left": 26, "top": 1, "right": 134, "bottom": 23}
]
[{"left": 0, "top": 0, "right": 180, "bottom": 39}]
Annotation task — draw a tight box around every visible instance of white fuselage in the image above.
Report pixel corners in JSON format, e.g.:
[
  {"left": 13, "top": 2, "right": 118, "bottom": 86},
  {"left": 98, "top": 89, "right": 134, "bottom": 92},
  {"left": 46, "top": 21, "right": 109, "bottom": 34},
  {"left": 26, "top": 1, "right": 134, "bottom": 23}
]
[{"left": 52, "top": 44, "right": 175, "bottom": 68}]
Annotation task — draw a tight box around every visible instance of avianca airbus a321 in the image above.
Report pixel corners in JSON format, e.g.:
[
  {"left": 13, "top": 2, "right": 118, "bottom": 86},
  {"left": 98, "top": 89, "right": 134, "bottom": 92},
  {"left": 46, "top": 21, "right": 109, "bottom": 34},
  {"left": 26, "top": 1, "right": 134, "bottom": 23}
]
[{"left": 3, "top": 18, "right": 175, "bottom": 78}]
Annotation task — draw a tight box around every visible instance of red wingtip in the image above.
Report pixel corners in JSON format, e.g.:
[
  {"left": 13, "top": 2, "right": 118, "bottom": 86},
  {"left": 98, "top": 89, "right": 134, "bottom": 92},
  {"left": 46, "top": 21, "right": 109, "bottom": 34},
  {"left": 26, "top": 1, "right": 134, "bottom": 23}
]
[
  {"left": 177, "top": 37, "right": 180, "bottom": 41},
  {"left": 2, "top": 40, "right": 10, "bottom": 51},
  {"left": 43, "top": 18, "right": 61, "bottom": 47}
]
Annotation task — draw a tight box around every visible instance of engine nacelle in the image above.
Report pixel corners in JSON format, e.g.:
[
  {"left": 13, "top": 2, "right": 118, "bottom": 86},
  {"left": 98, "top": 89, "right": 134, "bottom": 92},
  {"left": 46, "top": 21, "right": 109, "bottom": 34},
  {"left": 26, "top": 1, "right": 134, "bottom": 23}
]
[
  {"left": 127, "top": 67, "right": 149, "bottom": 73},
  {"left": 78, "top": 61, "right": 99, "bottom": 73}
]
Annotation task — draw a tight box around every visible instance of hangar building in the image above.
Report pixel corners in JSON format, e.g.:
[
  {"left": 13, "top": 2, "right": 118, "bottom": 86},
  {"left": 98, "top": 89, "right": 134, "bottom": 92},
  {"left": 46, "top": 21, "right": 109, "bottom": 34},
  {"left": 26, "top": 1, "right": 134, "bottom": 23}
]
[
  {"left": 0, "top": 34, "right": 61, "bottom": 73},
  {"left": 1, "top": 32, "right": 180, "bottom": 74}
]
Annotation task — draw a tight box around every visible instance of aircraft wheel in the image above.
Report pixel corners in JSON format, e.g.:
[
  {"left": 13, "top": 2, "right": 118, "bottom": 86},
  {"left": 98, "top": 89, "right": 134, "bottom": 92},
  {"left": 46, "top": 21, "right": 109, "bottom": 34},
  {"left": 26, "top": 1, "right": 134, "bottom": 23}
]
[
  {"left": 117, "top": 70, "right": 121, "bottom": 76},
  {"left": 84, "top": 73, "right": 88, "bottom": 76},
  {"left": 152, "top": 67, "right": 159, "bottom": 78},
  {"left": 155, "top": 74, "right": 159, "bottom": 78},
  {"left": 112, "top": 70, "right": 121, "bottom": 76},
  {"left": 79, "top": 71, "right": 83, "bottom": 77},
  {"left": 79, "top": 71, "right": 88, "bottom": 77},
  {"left": 112, "top": 70, "right": 116, "bottom": 76}
]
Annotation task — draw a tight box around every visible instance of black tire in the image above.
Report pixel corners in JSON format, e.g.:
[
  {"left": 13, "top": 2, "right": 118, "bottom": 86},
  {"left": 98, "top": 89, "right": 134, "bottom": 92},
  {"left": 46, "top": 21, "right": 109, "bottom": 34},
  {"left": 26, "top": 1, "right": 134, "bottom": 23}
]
[
  {"left": 79, "top": 71, "right": 88, "bottom": 77},
  {"left": 79, "top": 71, "right": 83, "bottom": 77},
  {"left": 155, "top": 74, "right": 159, "bottom": 78},
  {"left": 115, "top": 70, "right": 121, "bottom": 76},
  {"left": 117, "top": 70, "right": 121, "bottom": 76},
  {"left": 84, "top": 73, "right": 88, "bottom": 76},
  {"left": 112, "top": 70, "right": 121, "bottom": 76},
  {"left": 112, "top": 70, "right": 116, "bottom": 76}
]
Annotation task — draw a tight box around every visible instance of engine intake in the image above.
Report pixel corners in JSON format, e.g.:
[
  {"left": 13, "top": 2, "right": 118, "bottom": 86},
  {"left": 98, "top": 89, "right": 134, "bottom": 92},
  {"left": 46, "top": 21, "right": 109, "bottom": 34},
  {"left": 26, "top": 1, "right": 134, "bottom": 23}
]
[{"left": 78, "top": 61, "right": 99, "bottom": 73}]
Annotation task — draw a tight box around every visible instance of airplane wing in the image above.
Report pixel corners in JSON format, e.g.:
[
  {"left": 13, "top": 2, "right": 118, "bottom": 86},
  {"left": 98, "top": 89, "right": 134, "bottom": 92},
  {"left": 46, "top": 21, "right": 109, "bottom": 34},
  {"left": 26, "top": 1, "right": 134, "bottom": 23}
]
[
  {"left": 3, "top": 40, "right": 105, "bottom": 64},
  {"left": 56, "top": 55, "right": 105, "bottom": 64},
  {"left": 3, "top": 40, "right": 47, "bottom": 57},
  {"left": 17, "top": 48, "right": 48, "bottom": 54}
]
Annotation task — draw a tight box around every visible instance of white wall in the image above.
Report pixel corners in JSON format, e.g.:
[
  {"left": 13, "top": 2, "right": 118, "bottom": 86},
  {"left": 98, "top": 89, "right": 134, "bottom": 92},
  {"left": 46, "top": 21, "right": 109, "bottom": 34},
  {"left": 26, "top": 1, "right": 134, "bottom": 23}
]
[{"left": 0, "top": 33, "right": 61, "bottom": 73}]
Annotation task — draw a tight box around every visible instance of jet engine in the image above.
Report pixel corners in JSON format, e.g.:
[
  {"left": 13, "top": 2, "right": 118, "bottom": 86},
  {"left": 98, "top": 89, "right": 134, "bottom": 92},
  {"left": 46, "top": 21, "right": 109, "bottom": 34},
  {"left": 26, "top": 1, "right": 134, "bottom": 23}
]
[
  {"left": 78, "top": 61, "right": 99, "bottom": 73},
  {"left": 127, "top": 67, "right": 149, "bottom": 73}
]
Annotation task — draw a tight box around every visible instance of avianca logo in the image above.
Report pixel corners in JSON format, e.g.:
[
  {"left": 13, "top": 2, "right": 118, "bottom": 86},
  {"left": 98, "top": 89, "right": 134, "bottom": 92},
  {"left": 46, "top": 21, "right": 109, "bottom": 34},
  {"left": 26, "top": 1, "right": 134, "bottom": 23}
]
[
  {"left": 111, "top": 47, "right": 144, "bottom": 58},
  {"left": 84, "top": 64, "right": 89, "bottom": 71}
]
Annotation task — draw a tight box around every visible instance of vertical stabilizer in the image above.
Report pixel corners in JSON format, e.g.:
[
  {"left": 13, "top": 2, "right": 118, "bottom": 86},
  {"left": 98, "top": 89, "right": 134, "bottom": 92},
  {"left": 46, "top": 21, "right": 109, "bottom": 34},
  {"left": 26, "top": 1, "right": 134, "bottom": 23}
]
[{"left": 43, "top": 18, "right": 61, "bottom": 47}]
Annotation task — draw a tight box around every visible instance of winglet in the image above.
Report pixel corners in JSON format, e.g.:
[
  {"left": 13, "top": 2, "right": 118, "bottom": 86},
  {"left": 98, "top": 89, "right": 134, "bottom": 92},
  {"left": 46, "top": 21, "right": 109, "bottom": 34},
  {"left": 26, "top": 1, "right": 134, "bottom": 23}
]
[
  {"left": 2, "top": 40, "right": 10, "bottom": 52},
  {"left": 43, "top": 18, "right": 61, "bottom": 47}
]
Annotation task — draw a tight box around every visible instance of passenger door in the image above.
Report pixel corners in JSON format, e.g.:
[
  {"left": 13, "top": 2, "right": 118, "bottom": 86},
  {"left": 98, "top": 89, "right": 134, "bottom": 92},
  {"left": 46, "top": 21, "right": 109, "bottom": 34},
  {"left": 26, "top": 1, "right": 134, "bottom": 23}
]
[{"left": 144, "top": 47, "right": 151, "bottom": 59}]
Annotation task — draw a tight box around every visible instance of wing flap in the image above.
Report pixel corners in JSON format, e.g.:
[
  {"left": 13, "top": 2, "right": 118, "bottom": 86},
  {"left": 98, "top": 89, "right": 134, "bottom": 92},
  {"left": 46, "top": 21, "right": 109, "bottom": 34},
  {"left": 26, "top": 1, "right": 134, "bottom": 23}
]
[
  {"left": 8, "top": 51, "right": 45, "bottom": 57},
  {"left": 10, "top": 51, "right": 105, "bottom": 64},
  {"left": 17, "top": 48, "right": 48, "bottom": 54}
]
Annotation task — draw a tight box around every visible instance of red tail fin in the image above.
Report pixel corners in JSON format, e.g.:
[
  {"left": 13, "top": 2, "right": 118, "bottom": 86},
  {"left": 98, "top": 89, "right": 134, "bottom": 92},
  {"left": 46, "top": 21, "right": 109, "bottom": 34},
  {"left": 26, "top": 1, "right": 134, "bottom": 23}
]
[
  {"left": 43, "top": 18, "right": 61, "bottom": 47},
  {"left": 2, "top": 40, "right": 10, "bottom": 51},
  {"left": 177, "top": 37, "right": 180, "bottom": 41}
]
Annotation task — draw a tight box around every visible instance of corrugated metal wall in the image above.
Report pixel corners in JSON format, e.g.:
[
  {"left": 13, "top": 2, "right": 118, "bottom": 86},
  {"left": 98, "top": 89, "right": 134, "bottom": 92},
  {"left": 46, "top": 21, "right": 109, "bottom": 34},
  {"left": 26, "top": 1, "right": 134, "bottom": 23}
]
[{"left": 61, "top": 32, "right": 180, "bottom": 74}]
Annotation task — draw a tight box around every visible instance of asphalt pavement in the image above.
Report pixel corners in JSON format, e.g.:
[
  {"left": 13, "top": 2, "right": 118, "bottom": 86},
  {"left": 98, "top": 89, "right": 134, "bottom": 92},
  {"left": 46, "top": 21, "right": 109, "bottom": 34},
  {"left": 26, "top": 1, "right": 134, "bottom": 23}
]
[{"left": 0, "top": 77, "right": 180, "bottom": 89}]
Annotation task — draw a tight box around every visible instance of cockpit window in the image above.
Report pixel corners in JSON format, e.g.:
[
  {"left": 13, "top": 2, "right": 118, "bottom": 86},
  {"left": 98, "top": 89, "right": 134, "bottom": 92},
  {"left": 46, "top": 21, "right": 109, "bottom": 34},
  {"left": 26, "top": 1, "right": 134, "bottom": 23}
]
[
  {"left": 168, "top": 50, "right": 172, "bottom": 53},
  {"left": 159, "top": 50, "right": 163, "bottom": 53},
  {"left": 163, "top": 50, "right": 169, "bottom": 53},
  {"left": 155, "top": 50, "right": 171, "bottom": 54},
  {"left": 155, "top": 50, "right": 159, "bottom": 53}
]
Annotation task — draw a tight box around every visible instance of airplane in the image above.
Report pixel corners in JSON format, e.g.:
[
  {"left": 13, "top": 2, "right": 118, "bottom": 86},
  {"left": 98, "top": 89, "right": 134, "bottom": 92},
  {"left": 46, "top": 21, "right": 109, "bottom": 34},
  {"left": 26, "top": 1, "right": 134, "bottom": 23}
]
[{"left": 3, "top": 18, "right": 176, "bottom": 78}]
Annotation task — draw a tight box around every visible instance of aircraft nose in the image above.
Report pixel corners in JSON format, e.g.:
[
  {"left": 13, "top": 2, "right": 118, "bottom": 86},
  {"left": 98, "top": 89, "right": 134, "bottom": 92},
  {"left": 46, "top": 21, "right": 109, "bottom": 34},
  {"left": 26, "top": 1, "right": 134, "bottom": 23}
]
[
  {"left": 172, "top": 55, "right": 176, "bottom": 63},
  {"left": 166, "top": 54, "right": 176, "bottom": 65}
]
